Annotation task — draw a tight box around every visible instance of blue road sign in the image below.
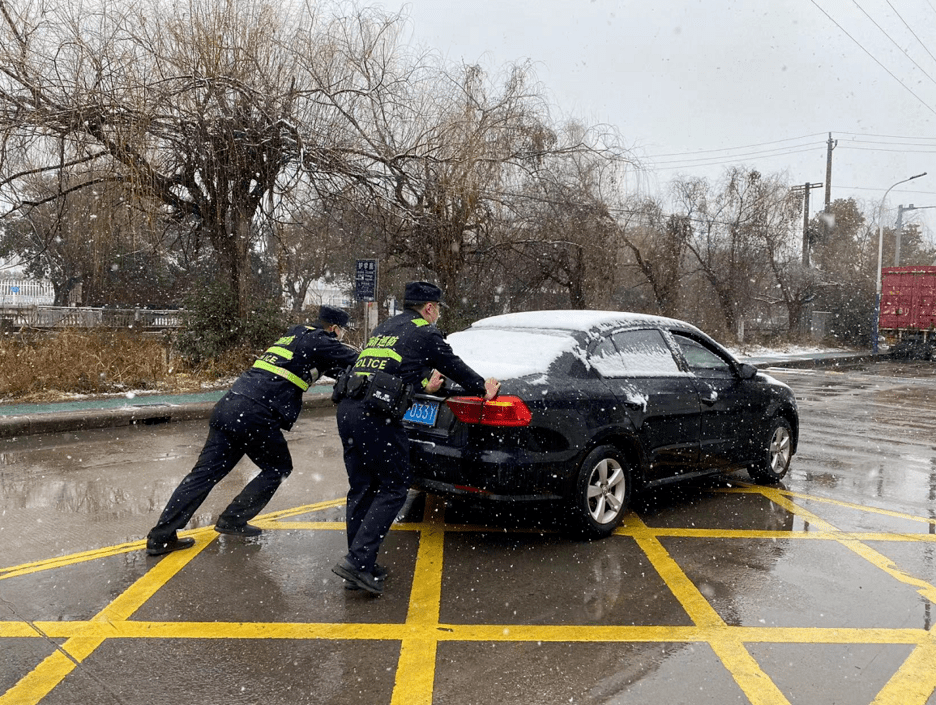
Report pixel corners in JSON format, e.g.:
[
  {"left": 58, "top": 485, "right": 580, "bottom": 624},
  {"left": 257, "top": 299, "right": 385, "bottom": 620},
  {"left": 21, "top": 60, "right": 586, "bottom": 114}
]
[{"left": 355, "top": 259, "right": 378, "bottom": 301}]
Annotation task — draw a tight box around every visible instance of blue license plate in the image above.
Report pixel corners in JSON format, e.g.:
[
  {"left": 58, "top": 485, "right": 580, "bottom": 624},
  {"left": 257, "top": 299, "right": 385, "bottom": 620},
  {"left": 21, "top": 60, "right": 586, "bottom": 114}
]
[{"left": 403, "top": 400, "right": 439, "bottom": 426}]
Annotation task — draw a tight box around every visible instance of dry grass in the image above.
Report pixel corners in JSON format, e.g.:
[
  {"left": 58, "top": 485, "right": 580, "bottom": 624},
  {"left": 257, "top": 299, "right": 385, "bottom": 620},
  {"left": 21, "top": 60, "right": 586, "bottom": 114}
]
[{"left": 0, "top": 330, "right": 252, "bottom": 403}]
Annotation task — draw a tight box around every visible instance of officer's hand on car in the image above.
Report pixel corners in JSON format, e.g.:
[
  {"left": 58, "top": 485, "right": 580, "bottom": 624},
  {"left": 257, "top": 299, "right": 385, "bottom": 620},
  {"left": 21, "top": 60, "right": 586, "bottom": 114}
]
[
  {"left": 483, "top": 378, "right": 500, "bottom": 401},
  {"left": 426, "top": 369, "right": 445, "bottom": 394}
]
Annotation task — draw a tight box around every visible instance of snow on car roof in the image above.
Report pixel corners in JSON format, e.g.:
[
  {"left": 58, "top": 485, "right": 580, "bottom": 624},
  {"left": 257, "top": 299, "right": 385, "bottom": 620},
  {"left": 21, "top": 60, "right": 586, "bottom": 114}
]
[
  {"left": 448, "top": 310, "right": 714, "bottom": 380},
  {"left": 470, "top": 309, "right": 694, "bottom": 333}
]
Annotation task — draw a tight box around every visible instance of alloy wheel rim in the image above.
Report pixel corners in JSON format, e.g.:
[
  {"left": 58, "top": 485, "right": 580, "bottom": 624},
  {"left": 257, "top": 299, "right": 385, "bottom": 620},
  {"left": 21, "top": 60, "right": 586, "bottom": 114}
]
[
  {"left": 586, "top": 458, "right": 626, "bottom": 524},
  {"left": 769, "top": 427, "right": 791, "bottom": 472}
]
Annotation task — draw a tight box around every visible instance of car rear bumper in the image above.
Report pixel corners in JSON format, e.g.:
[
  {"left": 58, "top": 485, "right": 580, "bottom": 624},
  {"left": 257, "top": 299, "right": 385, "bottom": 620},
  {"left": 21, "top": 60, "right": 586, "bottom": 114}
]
[
  {"left": 409, "top": 444, "right": 571, "bottom": 501},
  {"left": 412, "top": 476, "right": 563, "bottom": 502}
]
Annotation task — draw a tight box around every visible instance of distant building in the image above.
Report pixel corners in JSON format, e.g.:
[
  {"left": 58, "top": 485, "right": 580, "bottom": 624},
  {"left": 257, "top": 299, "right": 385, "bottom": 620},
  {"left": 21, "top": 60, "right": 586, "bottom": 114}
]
[{"left": 301, "top": 279, "right": 353, "bottom": 310}]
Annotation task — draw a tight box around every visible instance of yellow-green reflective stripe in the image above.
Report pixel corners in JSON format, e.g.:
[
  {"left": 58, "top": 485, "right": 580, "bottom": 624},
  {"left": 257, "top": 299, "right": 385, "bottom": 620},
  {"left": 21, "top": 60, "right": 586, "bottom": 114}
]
[
  {"left": 412, "top": 318, "right": 429, "bottom": 327},
  {"left": 252, "top": 360, "right": 309, "bottom": 391},
  {"left": 265, "top": 346, "right": 294, "bottom": 360},
  {"left": 359, "top": 348, "right": 403, "bottom": 362}
]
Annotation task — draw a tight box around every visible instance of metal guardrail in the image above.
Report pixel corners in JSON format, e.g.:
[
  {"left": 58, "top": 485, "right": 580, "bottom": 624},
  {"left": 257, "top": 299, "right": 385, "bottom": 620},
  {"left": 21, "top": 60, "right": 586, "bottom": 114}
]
[{"left": 0, "top": 306, "right": 182, "bottom": 330}]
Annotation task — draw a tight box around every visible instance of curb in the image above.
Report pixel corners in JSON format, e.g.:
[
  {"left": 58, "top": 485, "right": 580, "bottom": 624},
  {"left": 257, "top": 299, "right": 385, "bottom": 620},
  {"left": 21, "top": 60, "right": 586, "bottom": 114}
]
[
  {"left": 745, "top": 353, "right": 883, "bottom": 370},
  {"left": 0, "top": 394, "right": 336, "bottom": 439}
]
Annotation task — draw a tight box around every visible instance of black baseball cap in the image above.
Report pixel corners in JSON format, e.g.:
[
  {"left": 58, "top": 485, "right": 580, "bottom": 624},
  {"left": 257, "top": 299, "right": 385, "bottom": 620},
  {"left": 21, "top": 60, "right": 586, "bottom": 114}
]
[
  {"left": 404, "top": 281, "right": 444, "bottom": 304},
  {"left": 319, "top": 305, "right": 350, "bottom": 328}
]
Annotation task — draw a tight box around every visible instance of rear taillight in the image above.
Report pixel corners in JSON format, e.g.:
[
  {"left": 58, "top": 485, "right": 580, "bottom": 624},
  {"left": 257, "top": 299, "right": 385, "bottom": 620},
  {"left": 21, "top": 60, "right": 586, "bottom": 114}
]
[{"left": 445, "top": 396, "right": 532, "bottom": 427}]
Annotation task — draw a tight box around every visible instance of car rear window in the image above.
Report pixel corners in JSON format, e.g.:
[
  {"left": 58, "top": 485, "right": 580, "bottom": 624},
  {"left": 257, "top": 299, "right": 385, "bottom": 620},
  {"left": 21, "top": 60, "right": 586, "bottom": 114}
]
[{"left": 447, "top": 328, "right": 579, "bottom": 381}]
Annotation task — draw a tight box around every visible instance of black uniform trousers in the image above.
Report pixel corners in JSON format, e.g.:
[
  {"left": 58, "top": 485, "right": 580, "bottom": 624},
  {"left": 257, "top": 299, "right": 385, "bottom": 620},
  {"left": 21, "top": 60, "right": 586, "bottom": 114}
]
[
  {"left": 147, "top": 392, "right": 292, "bottom": 542},
  {"left": 336, "top": 397, "right": 411, "bottom": 573}
]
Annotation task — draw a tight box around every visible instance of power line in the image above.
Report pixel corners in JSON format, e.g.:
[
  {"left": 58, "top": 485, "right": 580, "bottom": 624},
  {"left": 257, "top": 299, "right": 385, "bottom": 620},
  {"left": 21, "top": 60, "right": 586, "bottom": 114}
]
[
  {"left": 836, "top": 131, "right": 936, "bottom": 141},
  {"left": 836, "top": 184, "right": 936, "bottom": 195},
  {"left": 644, "top": 132, "right": 827, "bottom": 159},
  {"left": 810, "top": 0, "right": 936, "bottom": 117},
  {"left": 885, "top": 0, "right": 936, "bottom": 68},
  {"left": 651, "top": 143, "right": 824, "bottom": 165},
  {"left": 643, "top": 131, "right": 936, "bottom": 170},
  {"left": 646, "top": 145, "right": 824, "bottom": 172},
  {"left": 836, "top": 138, "right": 936, "bottom": 148},
  {"left": 851, "top": 0, "right": 936, "bottom": 90},
  {"left": 837, "top": 144, "right": 936, "bottom": 154}
]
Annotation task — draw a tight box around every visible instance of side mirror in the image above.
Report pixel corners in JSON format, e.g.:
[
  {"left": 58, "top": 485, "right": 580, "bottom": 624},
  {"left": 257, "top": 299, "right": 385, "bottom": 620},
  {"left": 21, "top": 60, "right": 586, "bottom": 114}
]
[{"left": 738, "top": 363, "right": 758, "bottom": 380}]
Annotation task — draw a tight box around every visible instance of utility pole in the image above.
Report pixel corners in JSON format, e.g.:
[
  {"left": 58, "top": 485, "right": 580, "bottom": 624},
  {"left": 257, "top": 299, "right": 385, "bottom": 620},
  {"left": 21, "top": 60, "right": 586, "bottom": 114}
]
[
  {"left": 791, "top": 182, "right": 823, "bottom": 266},
  {"left": 824, "top": 132, "right": 837, "bottom": 209}
]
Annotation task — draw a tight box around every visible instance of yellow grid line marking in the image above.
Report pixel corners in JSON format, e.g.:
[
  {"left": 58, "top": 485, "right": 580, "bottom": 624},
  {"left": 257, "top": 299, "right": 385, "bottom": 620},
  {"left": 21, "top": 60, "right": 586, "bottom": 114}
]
[
  {"left": 742, "top": 486, "right": 936, "bottom": 527},
  {"left": 760, "top": 488, "right": 936, "bottom": 604},
  {"left": 0, "top": 621, "right": 928, "bottom": 645},
  {"left": 1, "top": 532, "right": 214, "bottom": 705},
  {"left": 4, "top": 486, "right": 936, "bottom": 704},
  {"left": 632, "top": 514, "right": 791, "bottom": 705},
  {"left": 391, "top": 495, "right": 446, "bottom": 705},
  {"left": 872, "top": 635, "right": 936, "bottom": 705}
]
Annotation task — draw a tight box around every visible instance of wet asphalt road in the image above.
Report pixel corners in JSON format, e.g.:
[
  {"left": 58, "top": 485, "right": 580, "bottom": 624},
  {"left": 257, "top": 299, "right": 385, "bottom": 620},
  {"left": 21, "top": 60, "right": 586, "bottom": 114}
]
[{"left": 2, "top": 360, "right": 936, "bottom": 704}]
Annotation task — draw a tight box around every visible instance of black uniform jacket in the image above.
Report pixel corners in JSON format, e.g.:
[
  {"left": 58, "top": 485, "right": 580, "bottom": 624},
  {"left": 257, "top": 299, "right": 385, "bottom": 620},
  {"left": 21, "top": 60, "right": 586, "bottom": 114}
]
[
  {"left": 350, "top": 309, "right": 487, "bottom": 396},
  {"left": 231, "top": 324, "right": 358, "bottom": 429}
]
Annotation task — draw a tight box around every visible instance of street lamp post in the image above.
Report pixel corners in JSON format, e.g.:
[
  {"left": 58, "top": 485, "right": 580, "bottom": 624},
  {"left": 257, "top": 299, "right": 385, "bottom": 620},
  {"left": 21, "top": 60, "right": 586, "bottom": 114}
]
[
  {"left": 874, "top": 172, "right": 927, "bottom": 353},
  {"left": 894, "top": 203, "right": 936, "bottom": 265}
]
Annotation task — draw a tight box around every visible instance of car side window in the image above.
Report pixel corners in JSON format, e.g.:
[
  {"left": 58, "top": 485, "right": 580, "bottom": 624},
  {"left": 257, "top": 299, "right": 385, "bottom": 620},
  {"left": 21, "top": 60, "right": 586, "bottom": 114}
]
[
  {"left": 588, "top": 336, "right": 622, "bottom": 377},
  {"left": 589, "top": 329, "right": 680, "bottom": 377},
  {"left": 672, "top": 334, "right": 734, "bottom": 378}
]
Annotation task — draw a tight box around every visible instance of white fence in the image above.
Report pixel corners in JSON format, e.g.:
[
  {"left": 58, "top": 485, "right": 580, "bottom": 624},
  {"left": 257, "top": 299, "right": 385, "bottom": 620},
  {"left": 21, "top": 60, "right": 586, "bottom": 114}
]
[
  {"left": 0, "top": 306, "right": 182, "bottom": 330},
  {"left": 0, "top": 279, "right": 54, "bottom": 307}
]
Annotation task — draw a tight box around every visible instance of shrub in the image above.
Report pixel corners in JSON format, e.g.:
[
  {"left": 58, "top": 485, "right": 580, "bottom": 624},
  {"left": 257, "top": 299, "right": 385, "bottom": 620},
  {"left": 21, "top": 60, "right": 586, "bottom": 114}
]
[
  {"left": 173, "top": 282, "right": 287, "bottom": 366},
  {"left": 173, "top": 282, "right": 242, "bottom": 365}
]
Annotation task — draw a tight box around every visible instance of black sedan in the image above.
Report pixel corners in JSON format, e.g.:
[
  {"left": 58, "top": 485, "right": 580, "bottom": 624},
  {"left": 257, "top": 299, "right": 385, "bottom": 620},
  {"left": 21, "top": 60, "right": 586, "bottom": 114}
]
[{"left": 402, "top": 310, "right": 798, "bottom": 537}]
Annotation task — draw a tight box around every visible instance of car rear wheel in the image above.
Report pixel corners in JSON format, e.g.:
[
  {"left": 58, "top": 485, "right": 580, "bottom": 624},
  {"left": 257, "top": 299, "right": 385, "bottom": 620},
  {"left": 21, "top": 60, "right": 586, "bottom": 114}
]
[
  {"left": 569, "top": 445, "right": 631, "bottom": 538},
  {"left": 748, "top": 416, "right": 792, "bottom": 484}
]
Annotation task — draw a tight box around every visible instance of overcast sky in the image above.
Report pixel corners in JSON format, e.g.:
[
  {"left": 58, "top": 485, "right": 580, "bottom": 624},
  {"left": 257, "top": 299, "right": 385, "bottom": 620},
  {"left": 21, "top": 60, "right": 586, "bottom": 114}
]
[{"left": 379, "top": 0, "right": 936, "bottom": 245}]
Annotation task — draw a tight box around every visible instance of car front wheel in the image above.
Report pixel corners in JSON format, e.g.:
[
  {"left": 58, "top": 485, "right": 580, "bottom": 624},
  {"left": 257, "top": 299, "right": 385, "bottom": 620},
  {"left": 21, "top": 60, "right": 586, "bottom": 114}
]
[
  {"left": 748, "top": 416, "right": 793, "bottom": 484},
  {"left": 569, "top": 445, "right": 631, "bottom": 538}
]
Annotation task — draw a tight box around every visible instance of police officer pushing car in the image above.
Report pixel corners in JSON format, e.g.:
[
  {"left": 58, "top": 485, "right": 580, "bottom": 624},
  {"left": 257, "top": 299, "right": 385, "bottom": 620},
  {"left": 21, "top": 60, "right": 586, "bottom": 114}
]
[
  {"left": 145, "top": 305, "right": 358, "bottom": 557},
  {"left": 332, "top": 282, "right": 500, "bottom": 594}
]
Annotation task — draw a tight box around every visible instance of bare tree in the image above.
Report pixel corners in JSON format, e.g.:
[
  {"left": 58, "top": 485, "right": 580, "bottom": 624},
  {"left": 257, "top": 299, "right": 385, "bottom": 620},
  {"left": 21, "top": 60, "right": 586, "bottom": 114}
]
[
  {"left": 672, "top": 168, "right": 784, "bottom": 336},
  {"left": 494, "top": 131, "right": 626, "bottom": 311},
  {"left": 301, "top": 46, "right": 634, "bottom": 319},
  {"left": 617, "top": 197, "right": 690, "bottom": 317},
  {"left": 1, "top": 174, "right": 178, "bottom": 305},
  {"left": 386, "top": 62, "right": 563, "bottom": 299},
  {"left": 0, "top": 0, "right": 412, "bottom": 320},
  {"left": 748, "top": 181, "right": 813, "bottom": 335}
]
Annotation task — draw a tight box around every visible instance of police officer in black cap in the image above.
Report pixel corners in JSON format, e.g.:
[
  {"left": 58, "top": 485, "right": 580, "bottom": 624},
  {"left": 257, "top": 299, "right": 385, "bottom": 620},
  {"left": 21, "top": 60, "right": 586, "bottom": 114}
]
[
  {"left": 332, "top": 282, "right": 499, "bottom": 594},
  {"left": 146, "top": 305, "right": 358, "bottom": 556}
]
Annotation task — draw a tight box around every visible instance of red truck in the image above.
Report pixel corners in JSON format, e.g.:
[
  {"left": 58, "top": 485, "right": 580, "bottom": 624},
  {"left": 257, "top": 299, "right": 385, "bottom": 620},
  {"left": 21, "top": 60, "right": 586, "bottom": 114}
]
[{"left": 879, "top": 265, "right": 936, "bottom": 358}]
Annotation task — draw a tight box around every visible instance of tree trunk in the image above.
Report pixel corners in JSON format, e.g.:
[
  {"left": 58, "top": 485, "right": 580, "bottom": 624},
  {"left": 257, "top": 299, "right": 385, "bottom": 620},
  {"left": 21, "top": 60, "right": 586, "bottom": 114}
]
[
  {"left": 234, "top": 213, "right": 251, "bottom": 320},
  {"left": 787, "top": 301, "right": 803, "bottom": 336}
]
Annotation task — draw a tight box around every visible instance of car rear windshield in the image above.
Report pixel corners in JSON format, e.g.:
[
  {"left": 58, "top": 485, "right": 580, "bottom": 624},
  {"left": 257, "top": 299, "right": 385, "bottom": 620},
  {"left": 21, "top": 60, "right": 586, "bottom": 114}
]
[{"left": 447, "top": 328, "right": 578, "bottom": 380}]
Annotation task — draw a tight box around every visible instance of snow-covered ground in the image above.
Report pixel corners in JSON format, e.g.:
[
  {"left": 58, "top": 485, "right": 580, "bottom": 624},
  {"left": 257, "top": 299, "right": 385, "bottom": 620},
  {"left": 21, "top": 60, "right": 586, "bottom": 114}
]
[{"left": 727, "top": 344, "right": 853, "bottom": 360}]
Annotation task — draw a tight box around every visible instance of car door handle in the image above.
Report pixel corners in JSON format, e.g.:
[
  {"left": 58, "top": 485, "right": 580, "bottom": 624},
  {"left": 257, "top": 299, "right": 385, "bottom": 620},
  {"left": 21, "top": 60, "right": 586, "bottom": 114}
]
[{"left": 701, "top": 393, "right": 718, "bottom": 406}]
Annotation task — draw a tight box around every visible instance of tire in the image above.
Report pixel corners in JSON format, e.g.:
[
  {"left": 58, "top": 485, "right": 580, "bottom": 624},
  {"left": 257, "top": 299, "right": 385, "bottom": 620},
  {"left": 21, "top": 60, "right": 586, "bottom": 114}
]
[
  {"left": 568, "top": 445, "right": 631, "bottom": 538},
  {"left": 747, "top": 416, "right": 793, "bottom": 484}
]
